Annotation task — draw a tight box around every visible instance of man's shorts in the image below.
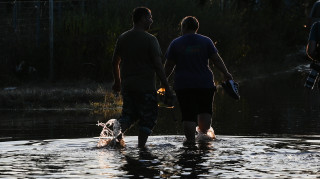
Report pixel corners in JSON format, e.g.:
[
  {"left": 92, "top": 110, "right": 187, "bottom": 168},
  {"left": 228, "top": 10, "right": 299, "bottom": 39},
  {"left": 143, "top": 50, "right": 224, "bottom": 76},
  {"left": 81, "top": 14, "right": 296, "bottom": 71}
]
[
  {"left": 175, "top": 88, "right": 216, "bottom": 123},
  {"left": 119, "top": 91, "right": 158, "bottom": 135}
]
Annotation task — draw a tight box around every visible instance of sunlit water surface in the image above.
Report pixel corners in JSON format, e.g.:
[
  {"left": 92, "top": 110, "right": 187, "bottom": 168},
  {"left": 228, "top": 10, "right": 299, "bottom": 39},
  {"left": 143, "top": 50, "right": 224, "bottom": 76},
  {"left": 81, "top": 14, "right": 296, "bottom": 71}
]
[{"left": 1, "top": 135, "right": 320, "bottom": 178}]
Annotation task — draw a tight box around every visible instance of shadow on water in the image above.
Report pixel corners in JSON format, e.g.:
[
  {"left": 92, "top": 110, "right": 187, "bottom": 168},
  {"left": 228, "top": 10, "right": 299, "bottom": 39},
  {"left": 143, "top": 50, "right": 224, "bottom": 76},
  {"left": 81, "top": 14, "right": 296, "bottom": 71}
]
[
  {"left": 119, "top": 140, "right": 215, "bottom": 178},
  {"left": 121, "top": 149, "right": 161, "bottom": 177},
  {"left": 172, "top": 143, "right": 214, "bottom": 178}
]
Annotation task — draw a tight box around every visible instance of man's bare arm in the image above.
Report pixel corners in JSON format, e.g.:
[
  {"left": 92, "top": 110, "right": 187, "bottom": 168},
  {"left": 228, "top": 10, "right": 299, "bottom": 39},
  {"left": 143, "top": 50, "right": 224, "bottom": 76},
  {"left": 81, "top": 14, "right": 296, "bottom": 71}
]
[
  {"left": 209, "top": 53, "right": 233, "bottom": 80},
  {"left": 307, "top": 40, "right": 317, "bottom": 61}
]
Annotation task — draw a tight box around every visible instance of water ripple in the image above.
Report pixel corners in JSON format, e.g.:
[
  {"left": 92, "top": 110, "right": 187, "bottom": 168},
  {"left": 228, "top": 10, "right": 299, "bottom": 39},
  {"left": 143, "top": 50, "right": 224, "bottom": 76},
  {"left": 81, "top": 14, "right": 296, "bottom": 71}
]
[{"left": 0, "top": 135, "right": 319, "bottom": 178}]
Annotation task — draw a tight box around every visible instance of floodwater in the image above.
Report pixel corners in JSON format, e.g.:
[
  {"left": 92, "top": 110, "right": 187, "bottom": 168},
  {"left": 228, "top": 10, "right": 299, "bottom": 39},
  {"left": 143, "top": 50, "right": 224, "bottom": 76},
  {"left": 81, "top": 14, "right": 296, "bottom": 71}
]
[
  {"left": 1, "top": 135, "right": 320, "bottom": 178},
  {"left": 1, "top": 64, "right": 320, "bottom": 178}
]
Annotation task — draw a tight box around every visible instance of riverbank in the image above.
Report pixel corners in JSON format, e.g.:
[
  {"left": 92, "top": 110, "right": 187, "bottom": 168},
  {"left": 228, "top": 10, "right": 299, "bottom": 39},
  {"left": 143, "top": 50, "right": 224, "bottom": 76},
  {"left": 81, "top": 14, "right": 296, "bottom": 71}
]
[
  {"left": 0, "top": 50, "right": 309, "bottom": 110},
  {"left": 0, "top": 81, "right": 121, "bottom": 110}
]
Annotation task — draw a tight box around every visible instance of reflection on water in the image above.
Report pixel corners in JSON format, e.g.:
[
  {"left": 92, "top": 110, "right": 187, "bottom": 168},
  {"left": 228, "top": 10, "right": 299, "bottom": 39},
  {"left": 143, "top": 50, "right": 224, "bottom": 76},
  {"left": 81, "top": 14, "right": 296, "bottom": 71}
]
[{"left": 0, "top": 136, "right": 319, "bottom": 178}]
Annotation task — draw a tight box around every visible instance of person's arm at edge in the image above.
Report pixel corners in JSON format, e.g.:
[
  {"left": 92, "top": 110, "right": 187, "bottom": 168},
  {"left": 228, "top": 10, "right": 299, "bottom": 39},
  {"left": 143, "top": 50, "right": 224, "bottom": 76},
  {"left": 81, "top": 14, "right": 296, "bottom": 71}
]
[
  {"left": 307, "top": 40, "right": 317, "bottom": 61},
  {"left": 209, "top": 53, "right": 233, "bottom": 80},
  {"left": 307, "top": 22, "right": 319, "bottom": 62}
]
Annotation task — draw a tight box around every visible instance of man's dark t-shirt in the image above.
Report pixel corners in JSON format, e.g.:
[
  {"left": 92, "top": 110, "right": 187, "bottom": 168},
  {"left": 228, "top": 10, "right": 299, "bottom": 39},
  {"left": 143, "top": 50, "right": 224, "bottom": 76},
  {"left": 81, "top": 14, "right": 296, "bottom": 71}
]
[
  {"left": 114, "top": 30, "right": 162, "bottom": 92},
  {"left": 165, "top": 34, "right": 218, "bottom": 90},
  {"left": 309, "top": 21, "right": 320, "bottom": 42},
  {"left": 310, "top": 1, "right": 320, "bottom": 18}
]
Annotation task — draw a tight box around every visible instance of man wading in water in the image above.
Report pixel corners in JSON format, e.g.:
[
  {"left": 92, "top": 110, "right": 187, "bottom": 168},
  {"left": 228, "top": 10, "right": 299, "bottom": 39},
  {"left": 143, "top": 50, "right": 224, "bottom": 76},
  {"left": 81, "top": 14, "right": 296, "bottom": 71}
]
[
  {"left": 165, "top": 16, "right": 233, "bottom": 145},
  {"left": 112, "top": 7, "right": 173, "bottom": 148}
]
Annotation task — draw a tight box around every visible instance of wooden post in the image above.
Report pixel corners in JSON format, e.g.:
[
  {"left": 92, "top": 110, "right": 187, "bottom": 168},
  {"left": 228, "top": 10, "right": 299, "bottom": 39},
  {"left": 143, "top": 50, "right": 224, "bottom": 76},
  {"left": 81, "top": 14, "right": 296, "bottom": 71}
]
[{"left": 49, "top": 0, "right": 54, "bottom": 80}]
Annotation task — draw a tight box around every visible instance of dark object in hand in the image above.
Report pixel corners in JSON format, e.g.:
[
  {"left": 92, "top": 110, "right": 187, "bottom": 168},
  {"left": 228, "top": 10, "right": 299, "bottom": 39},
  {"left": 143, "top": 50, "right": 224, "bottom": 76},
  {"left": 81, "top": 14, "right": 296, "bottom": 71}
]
[
  {"left": 305, "top": 63, "right": 320, "bottom": 89},
  {"left": 221, "top": 80, "right": 240, "bottom": 100}
]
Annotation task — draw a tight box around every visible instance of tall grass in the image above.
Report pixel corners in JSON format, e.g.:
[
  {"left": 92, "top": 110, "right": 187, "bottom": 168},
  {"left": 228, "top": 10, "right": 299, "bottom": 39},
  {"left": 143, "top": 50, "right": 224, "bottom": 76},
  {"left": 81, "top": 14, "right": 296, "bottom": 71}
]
[{"left": 0, "top": 82, "right": 110, "bottom": 109}]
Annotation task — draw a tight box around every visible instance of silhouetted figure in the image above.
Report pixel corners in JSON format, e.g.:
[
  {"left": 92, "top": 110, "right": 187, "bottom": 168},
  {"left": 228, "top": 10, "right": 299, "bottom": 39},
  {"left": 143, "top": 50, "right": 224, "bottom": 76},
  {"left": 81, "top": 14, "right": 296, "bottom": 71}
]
[
  {"left": 112, "top": 7, "right": 173, "bottom": 148},
  {"left": 165, "top": 16, "right": 234, "bottom": 144},
  {"left": 305, "top": 20, "right": 320, "bottom": 111},
  {"left": 309, "top": 0, "right": 320, "bottom": 28},
  {"left": 307, "top": 20, "right": 320, "bottom": 62}
]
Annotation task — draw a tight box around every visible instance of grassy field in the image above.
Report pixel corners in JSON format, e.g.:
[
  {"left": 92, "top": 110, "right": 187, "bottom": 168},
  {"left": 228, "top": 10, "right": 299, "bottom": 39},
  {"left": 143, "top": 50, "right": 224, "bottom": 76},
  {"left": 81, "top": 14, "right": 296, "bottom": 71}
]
[{"left": 0, "top": 81, "right": 122, "bottom": 110}]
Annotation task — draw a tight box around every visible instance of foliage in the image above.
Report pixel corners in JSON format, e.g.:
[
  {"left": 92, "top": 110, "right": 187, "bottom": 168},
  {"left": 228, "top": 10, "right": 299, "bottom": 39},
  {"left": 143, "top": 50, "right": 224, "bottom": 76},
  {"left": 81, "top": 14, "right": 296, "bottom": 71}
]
[
  {"left": 1, "top": 0, "right": 308, "bottom": 82},
  {"left": 0, "top": 82, "right": 107, "bottom": 109}
]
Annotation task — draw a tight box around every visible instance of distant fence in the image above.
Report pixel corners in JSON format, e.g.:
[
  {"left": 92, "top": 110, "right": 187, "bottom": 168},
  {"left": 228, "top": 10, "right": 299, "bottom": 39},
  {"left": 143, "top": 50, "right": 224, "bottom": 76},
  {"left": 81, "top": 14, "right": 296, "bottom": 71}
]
[{"left": 0, "top": 0, "right": 92, "bottom": 81}]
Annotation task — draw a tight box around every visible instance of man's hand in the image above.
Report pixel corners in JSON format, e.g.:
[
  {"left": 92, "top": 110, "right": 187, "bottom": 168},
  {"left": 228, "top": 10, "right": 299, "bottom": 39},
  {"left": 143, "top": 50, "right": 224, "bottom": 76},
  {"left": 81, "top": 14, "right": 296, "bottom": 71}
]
[
  {"left": 307, "top": 41, "right": 317, "bottom": 61},
  {"left": 224, "top": 72, "right": 233, "bottom": 81}
]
